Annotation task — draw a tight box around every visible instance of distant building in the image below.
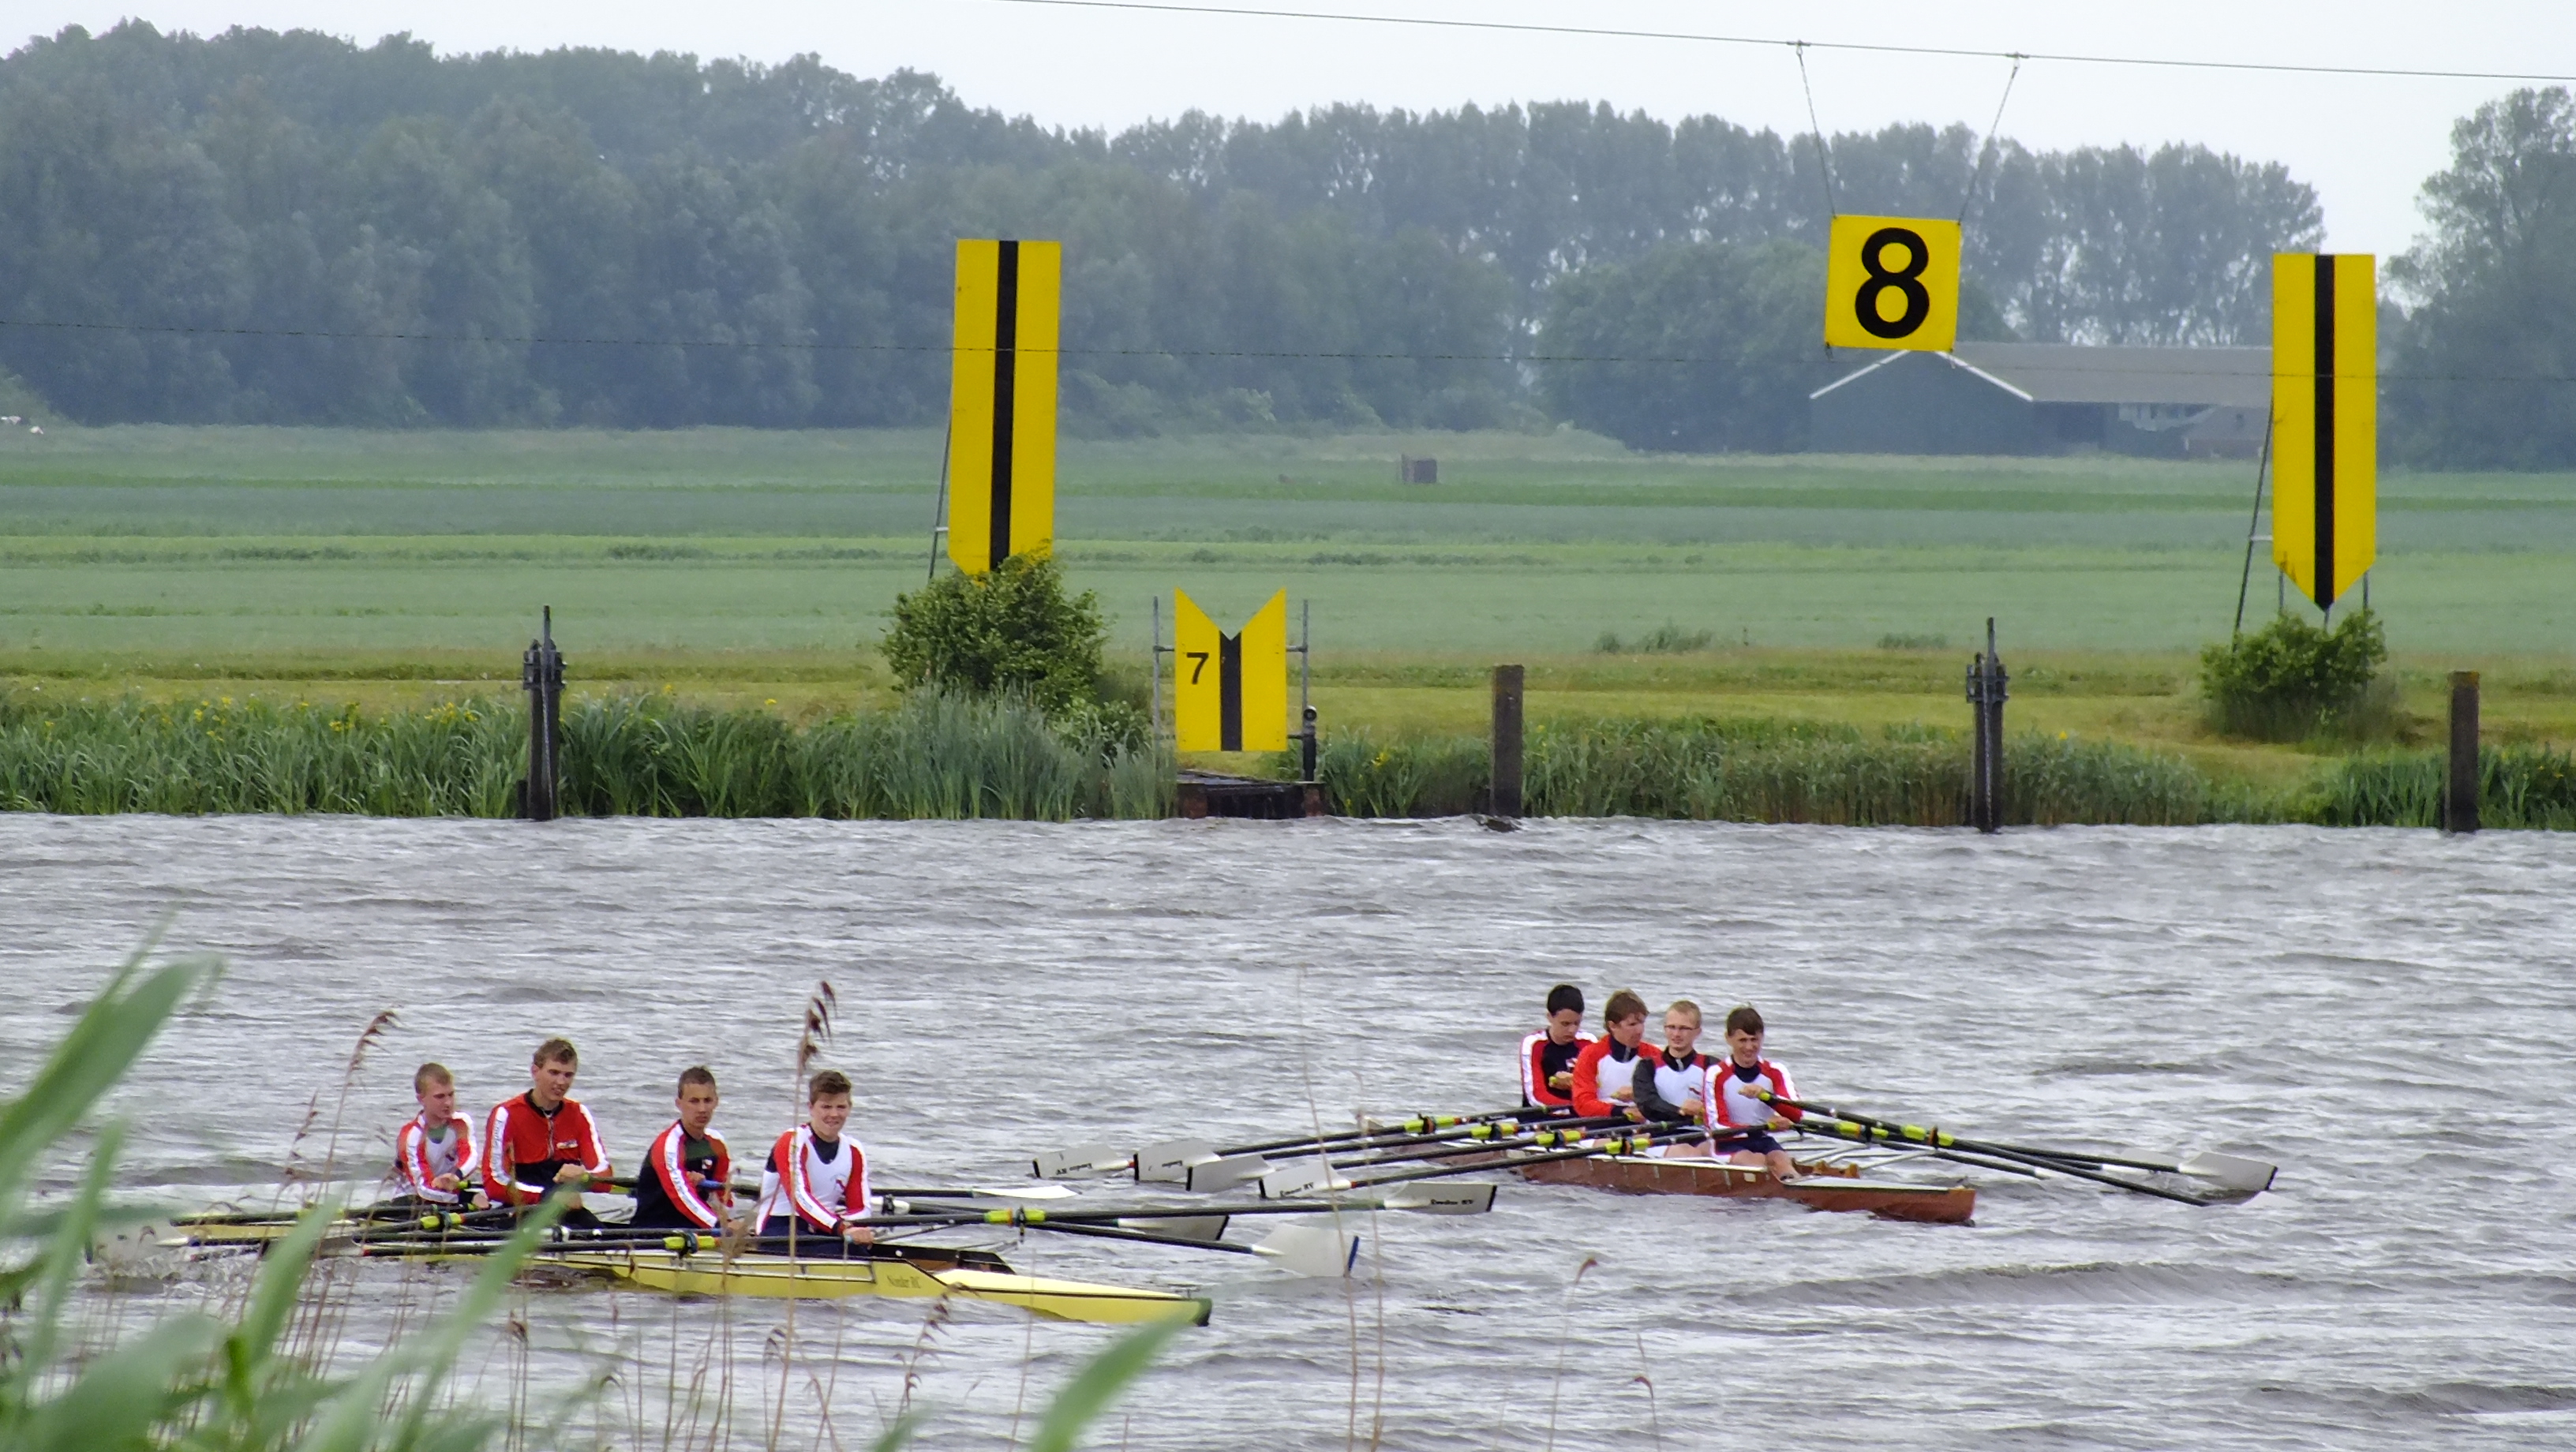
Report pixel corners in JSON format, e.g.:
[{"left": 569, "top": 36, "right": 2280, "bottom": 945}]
[{"left": 1807, "top": 343, "right": 2270, "bottom": 458}]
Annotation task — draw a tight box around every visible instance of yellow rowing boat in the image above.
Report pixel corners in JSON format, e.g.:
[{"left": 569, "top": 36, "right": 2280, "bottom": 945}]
[{"left": 537, "top": 1247, "right": 1211, "bottom": 1326}]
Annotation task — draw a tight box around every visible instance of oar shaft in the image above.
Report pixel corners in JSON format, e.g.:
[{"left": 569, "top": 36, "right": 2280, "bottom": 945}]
[
  {"left": 1013, "top": 1221, "right": 1256, "bottom": 1256},
  {"left": 1222, "top": 1106, "right": 1540, "bottom": 1157},
  {"left": 1769, "top": 1095, "right": 2207, "bottom": 1206}
]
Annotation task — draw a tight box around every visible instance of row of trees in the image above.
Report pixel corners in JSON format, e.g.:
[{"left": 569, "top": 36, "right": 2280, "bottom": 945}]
[{"left": 0, "top": 24, "right": 2566, "bottom": 462}]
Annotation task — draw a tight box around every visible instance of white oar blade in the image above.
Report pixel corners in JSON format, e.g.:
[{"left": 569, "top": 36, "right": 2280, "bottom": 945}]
[
  {"left": 1030, "top": 1145, "right": 1127, "bottom": 1180},
  {"left": 1117, "top": 1215, "right": 1230, "bottom": 1242},
  {"left": 1252, "top": 1223, "right": 1361, "bottom": 1279},
  {"left": 1133, "top": 1140, "right": 1218, "bottom": 1184},
  {"left": 1258, "top": 1162, "right": 1349, "bottom": 1199},
  {"left": 1372, "top": 1181, "right": 1496, "bottom": 1214},
  {"left": 1185, "top": 1154, "right": 1271, "bottom": 1195},
  {"left": 2177, "top": 1151, "right": 2277, "bottom": 1195}
]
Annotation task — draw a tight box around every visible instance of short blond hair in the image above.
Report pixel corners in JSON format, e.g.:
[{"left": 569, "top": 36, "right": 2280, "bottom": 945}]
[
  {"left": 1664, "top": 1000, "right": 1702, "bottom": 1026},
  {"left": 414, "top": 1062, "right": 452, "bottom": 1093}
]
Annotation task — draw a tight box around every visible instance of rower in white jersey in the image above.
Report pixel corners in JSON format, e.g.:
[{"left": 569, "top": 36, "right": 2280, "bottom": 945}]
[
  {"left": 1631, "top": 1000, "right": 1714, "bottom": 1152},
  {"left": 391, "top": 1061, "right": 478, "bottom": 1205},
  {"left": 1709, "top": 1004, "right": 1804, "bottom": 1180},
  {"left": 755, "top": 1069, "right": 874, "bottom": 1244}
]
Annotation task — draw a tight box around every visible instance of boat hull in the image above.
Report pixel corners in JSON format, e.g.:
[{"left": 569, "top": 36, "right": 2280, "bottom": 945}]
[
  {"left": 542, "top": 1248, "right": 1213, "bottom": 1326},
  {"left": 1516, "top": 1155, "right": 1975, "bottom": 1224}
]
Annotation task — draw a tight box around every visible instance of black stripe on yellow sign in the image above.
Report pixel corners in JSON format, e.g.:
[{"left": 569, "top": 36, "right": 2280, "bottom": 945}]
[
  {"left": 987, "top": 240, "right": 1018, "bottom": 573},
  {"left": 2312, "top": 256, "right": 2334, "bottom": 603},
  {"left": 1218, "top": 631, "right": 1243, "bottom": 751}
]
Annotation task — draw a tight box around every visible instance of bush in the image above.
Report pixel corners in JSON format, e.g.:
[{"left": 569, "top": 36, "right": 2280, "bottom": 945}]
[
  {"left": 882, "top": 554, "right": 1110, "bottom": 716},
  {"left": 2199, "top": 610, "right": 2389, "bottom": 741}
]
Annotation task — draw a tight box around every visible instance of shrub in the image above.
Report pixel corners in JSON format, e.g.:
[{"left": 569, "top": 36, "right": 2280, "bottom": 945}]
[
  {"left": 2199, "top": 610, "right": 2389, "bottom": 741},
  {"left": 882, "top": 554, "right": 1110, "bottom": 716}
]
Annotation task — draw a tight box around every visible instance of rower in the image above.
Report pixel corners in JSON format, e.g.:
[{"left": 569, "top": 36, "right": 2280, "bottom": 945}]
[
  {"left": 631, "top": 1066, "right": 733, "bottom": 1231},
  {"left": 1632, "top": 1000, "right": 1713, "bottom": 1151},
  {"left": 391, "top": 1061, "right": 479, "bottom": 1207},
  {"left": 1709, "top": 1005, "right": 1803, "bottom": 1181},
  {"left": 1571, "top": 990, "right": 1652, "bottom": 1122},
  {"left": 755, "top": 1070, "right": 874, "bottom": 1245},
  {"left": 482, "top": 1038, "right": 613, "bottom": 1225},
  {"left": 1519, "top": 983, "right": 1593, "bottom": 1111}
]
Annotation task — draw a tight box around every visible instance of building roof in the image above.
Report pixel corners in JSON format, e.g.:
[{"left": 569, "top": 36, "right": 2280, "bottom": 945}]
[{"left": 1810, "top": 343, "right": 2272, "bottom": 408}]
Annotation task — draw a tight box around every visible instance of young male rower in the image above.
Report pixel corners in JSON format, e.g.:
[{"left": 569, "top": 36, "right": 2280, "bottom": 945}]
[
  {"left": 1571, "top": 990, "right": 1653, "bottom": 1123},
  {"left": 482, "top": 1038, "right": 612, "bottom": 1225},
  {"left": 755, "top": 1069, "right": 874, "bottom": 1245},
  {"left": 1519, "top": 984, "right": 1593, "bottom": 1111},
  {"left": 631, "top": 1065, "right": 733, "bottom": 1231},
  {"left": 391, "top": 1062, "right": 479, "bottom": 1207},
  {"left": 1631, "top": 1001, "right": 1713, "bottom": 1147},
  {"left": 1709, "top": 1004, "right": 1803, "bottom": 1180}
]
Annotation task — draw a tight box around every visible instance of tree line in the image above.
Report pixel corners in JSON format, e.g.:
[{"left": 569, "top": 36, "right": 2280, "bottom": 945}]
[{"left": 0, "top": 23, "right": 2563, "bottom": 464}]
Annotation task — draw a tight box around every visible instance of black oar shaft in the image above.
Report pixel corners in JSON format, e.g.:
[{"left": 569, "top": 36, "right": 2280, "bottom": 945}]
[{"left": 1769, "top": 1095, "right": 2207, "bottom": 1206}]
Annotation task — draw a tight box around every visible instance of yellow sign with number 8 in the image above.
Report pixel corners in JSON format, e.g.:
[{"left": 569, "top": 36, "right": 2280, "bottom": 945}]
[{"left": 1822, "top": 215, "right": 1963, "bottom": 353}]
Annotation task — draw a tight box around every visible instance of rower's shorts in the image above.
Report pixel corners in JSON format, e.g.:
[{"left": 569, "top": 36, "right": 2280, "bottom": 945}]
[{"left": 1730, "top": 1130, "right": 1784, "bottom": 1155}]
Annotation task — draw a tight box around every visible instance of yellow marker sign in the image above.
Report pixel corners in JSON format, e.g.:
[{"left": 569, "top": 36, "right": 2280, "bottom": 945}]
[
  {"left": 948, "top": 238, "right": 1061, "bottom": 574},
  {"left": 2271, "top": 253, "right": 2376, "bottom": 610},
  {"left": 1823, "top": 215, "right": 1963, "bottom": 353},
  {"left": 1173, "top": 590, "right": 1287, "bottom": 753}
]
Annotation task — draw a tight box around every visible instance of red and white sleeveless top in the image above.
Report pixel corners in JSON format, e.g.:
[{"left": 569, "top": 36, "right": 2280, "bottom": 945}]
[
  {"left": 1712, "top": 1057, "right": 1801, "bottom": 1129},
  {"left": 755, "top": 1125, "right": 872, "bottom": 1233},
  {"left": 393, "top": 1112, "right": 478, "bottom": 1204}
]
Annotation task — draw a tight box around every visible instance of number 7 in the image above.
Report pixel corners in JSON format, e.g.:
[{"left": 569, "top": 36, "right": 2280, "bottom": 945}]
[{"left": 1187, "top": 651, "right": 1210, "bottom": 684}]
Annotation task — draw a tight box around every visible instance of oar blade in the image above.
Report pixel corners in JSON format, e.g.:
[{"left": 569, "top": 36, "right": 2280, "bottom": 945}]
[
  {"left": 1251, "top": 1223, "right": 1360, "bottom": 1279},
  {"left": 1259, "top": 1162, "right": 1348, "bottom": 1200},
  {"left": 1184, "top": 1154, "right": 1271, "bottom": 1195},
  {"left": 2177, "top": 1151, "right": 2277, "bottom": 1195},
  {"left": 1115, "top": 1215, "right": 1230, "bottom": 1242},
  {"left": 1371, "top": 1181, "right": 1496, "bottom": 1215},
  {"left": 1031, "top": 1145, "right": 1128, "bottom": 1180},
  {"left": 1133, "top": 1140, "right": 1218, "bottom": 1184}
]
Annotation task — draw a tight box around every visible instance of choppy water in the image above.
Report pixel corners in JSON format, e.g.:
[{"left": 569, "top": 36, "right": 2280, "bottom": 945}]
[{"left": 3, "top": 815, "right": 2573, "bottom": 1450}]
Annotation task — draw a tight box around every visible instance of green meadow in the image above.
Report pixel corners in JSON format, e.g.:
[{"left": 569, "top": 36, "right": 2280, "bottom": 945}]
[{"left": 2, "top": 425, "right": 2572, "bottom": 791}]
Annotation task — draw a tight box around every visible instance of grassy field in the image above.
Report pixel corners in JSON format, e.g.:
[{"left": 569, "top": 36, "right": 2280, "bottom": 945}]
[{"left": 3, "top": 425, "right": 2572, "bottom": 788}]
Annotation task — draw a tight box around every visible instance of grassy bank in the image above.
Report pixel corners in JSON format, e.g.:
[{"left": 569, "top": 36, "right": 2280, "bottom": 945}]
[{"left": 8, "top": 687, "right": 2573, "bottom": 827}]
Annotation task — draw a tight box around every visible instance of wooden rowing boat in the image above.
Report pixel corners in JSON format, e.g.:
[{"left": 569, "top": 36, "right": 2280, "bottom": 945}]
[
  {"left": 530, "top": 1247, "right": 1211, "bottom": 1325},
  {"left": 1515, "top": 1154, "right": 1975, "bottom": 1225}
]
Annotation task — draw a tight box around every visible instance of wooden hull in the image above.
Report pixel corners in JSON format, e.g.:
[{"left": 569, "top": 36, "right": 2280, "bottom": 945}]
[
  {"left": 540, "top": 1248, "right": 1212, "bottom": 1326},
  {"left": 1516, "top": 1155, "right": 1975, "bottom": 1225}
]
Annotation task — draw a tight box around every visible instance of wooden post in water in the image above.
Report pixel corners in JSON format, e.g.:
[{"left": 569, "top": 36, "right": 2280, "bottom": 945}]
[
  {"left": 1490, "top": 664, "right": 1525, "bottom": 818},
  {"left": 1965, "top": 618, "right": 2008, "bottom": 833},
  {"left": 2445, "top": 671, "right": 2480, "bottom": 834},
  {"left": 521, "top": 606, "right": 565, "bottom": 821}
]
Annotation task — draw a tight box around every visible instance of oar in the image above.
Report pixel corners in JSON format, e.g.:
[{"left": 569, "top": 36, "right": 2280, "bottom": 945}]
[
  {"left": 1271, "top": 1125, "right": 1756, "bottom": 1198},
  {"left": 994, "top": 1218, "right": 1361, "bottom": 1278},
  {"left": 1788, "top": 1117, "right": 2042, "bottom": 1178},
  {"left": 1181, "top": 1113, "right": 1631, "bottom": 1192},
  {"left": 1033, "top": 1106, "right": 1567, "bottom": 1181},
  {"left": 1760, "top": 1094, "right": 2226, "bottom": 1206}
]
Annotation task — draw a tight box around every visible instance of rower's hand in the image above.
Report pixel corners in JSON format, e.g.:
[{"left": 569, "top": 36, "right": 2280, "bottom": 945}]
[
  {"left": 1681, "top": 1098, "right": 1705, "bottom": 1122},
  {"left": 432, "top": 1173, "right": 462, "bottom": 1192},
  {"left": 1610, "top": 1087, "right": 1634, "bottom": 1102},
  {"left": 840, "top": 1223, "right": 874, "bottom": 1246},
  {"left": 553, "top": 1163, "right": 590, "bottom": 1185},
  {"left": 1547, "top": 1072, "right": 1573, "bottom": 1091}
]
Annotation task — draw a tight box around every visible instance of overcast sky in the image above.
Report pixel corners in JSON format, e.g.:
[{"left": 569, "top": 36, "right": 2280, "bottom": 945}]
[{"left": 21, "top": 1, "right": 2576, "bottom": 256}]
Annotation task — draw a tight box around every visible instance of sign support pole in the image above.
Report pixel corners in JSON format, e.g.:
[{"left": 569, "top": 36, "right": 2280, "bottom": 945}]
[{"left": 2233, "top": 417, "right": 2275, "bottom": 638}]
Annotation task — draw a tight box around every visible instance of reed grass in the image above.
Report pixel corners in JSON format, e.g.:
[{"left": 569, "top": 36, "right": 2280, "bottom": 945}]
[
  {"left": 0, "top": 690, "right": 1171, "bottom": 821},
  {"left": 2308, "top": 744, "right": 2576, "bottom": 829}
]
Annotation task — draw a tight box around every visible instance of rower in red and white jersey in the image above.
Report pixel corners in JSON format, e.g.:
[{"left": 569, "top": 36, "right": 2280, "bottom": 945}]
[
  {"left": 1632, "top": 1001, "right": 1714, "bottom": 1147},
  {"left": 1709, "top": 1004, "right": 1803, "bottom": 1180},
  {"left": 1519, "top": 984, "right": 1593, "bottom": 1110},
  {"left": 391, "top": 1061, "right": 479, "bottom": 1205},
  {"left": 755, "top": 1069, "right": 874, "bottom": 1244},
  {"left": 1571, "top": 990, "right": 1653, "bottom": 1121},
  {"left": 631, "top": 1065, "right": 733, "bottom": 1231},
  {"left": 482, "top": 1037, "right": 612, "bottom": 1222}
]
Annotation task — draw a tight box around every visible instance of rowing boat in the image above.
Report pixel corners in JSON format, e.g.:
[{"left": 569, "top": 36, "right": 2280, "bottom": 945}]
[
  {"left": 524, "top": 1246, "right": 1212, "bottom": 1325},
  {"left": 1515, "top": 1154, "right": 1975, "bottom": 1225}
]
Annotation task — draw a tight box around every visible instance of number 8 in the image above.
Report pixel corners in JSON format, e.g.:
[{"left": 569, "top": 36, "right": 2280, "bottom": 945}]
[{"left": 1853, "top": 227, "right": 1931, "bottom": 340}]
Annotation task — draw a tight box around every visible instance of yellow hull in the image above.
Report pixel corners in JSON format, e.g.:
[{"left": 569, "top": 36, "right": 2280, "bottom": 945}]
[{"left": 546, "top": 1249, "right": 1211, "bottom": 1327}]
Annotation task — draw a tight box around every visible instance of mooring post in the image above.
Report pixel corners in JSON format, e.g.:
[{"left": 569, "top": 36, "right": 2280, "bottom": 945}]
[
  {"left": 2445, "top": 671, "right": 2481, "bottom": 834},
  {"left": 1491, "top": 664, "right": 1525, "bottom": 818},
  {"left": 1964, "top": 618, "right": 2008, "bottom": 833},
  {"left": 521, "top": 605, "right": 565, "bottom": 821}
]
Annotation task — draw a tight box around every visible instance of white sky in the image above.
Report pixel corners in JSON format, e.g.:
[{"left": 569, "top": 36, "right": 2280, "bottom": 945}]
[{"left": 17, "top": 1, "right": 2576, "bottom": 256}]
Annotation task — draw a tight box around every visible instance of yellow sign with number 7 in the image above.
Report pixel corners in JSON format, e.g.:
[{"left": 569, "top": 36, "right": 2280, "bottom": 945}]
[
  {"left": 1173, "top": 590, "right": 1288, "bottom": 753},
  {"left": 1822, "top": 215, "right": 1963, "bottom": 353}
]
